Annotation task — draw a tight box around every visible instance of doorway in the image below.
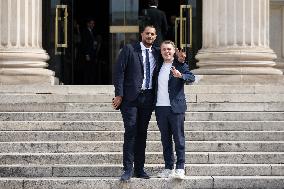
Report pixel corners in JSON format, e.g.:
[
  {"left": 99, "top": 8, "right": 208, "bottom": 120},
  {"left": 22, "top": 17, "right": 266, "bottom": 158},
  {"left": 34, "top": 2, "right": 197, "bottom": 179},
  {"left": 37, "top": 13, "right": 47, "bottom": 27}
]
[
  {"left": 43, "top": 0, "right": 110, "bottom": 85},
  {"left": 42, "top": 0, "right": 201, "bottom": 85},
  {"left": 73, "top": 0, "right": 110, "bottom": 85}
]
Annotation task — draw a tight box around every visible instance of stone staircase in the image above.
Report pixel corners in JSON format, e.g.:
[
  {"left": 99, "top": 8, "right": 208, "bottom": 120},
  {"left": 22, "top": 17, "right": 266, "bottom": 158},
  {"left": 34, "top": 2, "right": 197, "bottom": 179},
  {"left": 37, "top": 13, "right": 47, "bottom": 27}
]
[{"left": 0, "top": 85, "right": 283, "bottom": 189}]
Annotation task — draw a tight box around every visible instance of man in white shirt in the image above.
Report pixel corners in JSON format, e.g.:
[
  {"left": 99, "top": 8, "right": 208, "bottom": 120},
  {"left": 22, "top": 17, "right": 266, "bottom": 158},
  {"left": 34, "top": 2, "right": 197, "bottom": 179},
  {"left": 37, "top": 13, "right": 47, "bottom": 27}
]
[{"left": 155, "top": 40, "right": 195, "bottom": 179}]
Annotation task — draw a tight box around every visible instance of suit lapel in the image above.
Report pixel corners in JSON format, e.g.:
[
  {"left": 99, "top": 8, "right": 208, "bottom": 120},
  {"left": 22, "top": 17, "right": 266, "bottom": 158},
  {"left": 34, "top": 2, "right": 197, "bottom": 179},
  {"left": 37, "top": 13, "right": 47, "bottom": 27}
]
[
  {"left": 168, "top": 60, "right": 178, "bottom": 85},
  {"left": 133, "top": 43, "right": 144, "bottom": 74},
  {"left": 152, "top": 47, "right": 160, "bottom": 64},
  {"left": 152, "top": 47, "right": 161, "bottom": 77}
]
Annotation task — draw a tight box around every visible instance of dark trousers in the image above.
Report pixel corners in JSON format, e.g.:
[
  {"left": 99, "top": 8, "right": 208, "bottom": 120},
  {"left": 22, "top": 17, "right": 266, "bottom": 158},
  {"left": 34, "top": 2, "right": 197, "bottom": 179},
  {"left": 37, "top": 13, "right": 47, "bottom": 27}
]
[
  {"left": 155, "top": 106, "right": 185, "bottom": 169},
  {"left": 120, "top": 90, "right": 154, "bottom": 172}
]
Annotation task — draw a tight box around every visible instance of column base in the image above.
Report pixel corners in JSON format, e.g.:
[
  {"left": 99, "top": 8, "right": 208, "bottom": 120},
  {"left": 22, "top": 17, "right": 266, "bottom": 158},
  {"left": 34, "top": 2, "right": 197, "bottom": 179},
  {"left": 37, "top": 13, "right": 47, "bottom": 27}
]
[
  {"left": 0, "top": 49, "right": 55, "bottom": 85},
  {"left": 275, "top": 62, "right": 284, "bottom": 73},
  {"left": 0, "top": 75, "right": 56, "bottom": 85},
  {"left": 195, "top": 46, "right": 283, "bottom": 75},
  {"left": 192, "top": 67, "right": 283, "bottom": 75},
  {"left": 190, "top": 74, "right": 284, "bottom": 85}
]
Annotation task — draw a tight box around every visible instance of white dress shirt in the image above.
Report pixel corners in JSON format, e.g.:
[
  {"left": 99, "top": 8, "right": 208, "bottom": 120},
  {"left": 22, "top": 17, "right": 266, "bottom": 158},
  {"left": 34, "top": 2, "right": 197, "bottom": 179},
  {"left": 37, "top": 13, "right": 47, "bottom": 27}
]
[{"left": 140, "top": 42, "right": 156, "bottom": 89}]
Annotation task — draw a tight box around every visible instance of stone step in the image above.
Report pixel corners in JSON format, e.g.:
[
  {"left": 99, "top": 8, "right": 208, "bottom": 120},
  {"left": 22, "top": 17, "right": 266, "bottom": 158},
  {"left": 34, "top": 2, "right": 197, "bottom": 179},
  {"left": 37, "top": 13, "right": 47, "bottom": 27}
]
[
  {"left": 0, "top": 164, "right": 283, "bottom": 177},
  {"left": 1, "top": 112, "right": 284, "bottom": 121},
  {"left": 0, "top": 141, "right": 283, "bottom": 153},
  {"left": 0, "top": 152, "right": 283, "bottom": 164},
  {"left": 0, "top": 121, "right": 283, "bottom": 131},
  {"left": 187, "top": 164, "right": 284, "bottom": 176},
  {"left": 0, "top": 131, "right": 283, "bottom": 142},
  {"left": 1, "top": 84, "right": 284, "bottom": 94},
  {"left": 1, "top": 176, "right": 283, "bottom": 189},
  {"left": 1, "top": 102, "right": 284, "bottom": 112},
  {"left": 0, "top": 94, "right": 283, "bottom": 104},
  {"left": 189, "top": 102, "right": 284, "bottom": 112},
  {"left": 209, "top": 176, "right": 284, "bottom": 189},
  {"left": 193, "top": 94, "right": 284, "bottom": 103}
]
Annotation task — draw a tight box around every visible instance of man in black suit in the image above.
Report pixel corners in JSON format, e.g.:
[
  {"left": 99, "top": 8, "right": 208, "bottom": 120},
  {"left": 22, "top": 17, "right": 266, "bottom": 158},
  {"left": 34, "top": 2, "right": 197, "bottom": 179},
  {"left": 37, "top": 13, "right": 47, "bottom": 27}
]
[
  {"left": 142, "top": 0, "right": 168, "bottom": 47},
  {"left": 80, "top": 19, "right": 101, "bottom": 84},
  {"left": 112, "top": 25, "right": 159, "bottom": 181},
  {"left": 112, "top": 26, "right": 185, "bottom": 181}
]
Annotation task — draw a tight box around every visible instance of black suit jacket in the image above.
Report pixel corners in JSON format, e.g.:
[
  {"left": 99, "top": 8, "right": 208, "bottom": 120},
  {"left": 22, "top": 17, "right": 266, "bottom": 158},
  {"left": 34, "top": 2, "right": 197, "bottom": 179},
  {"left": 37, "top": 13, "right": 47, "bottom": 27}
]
[
  {"left": 154, "top": 60, "right": 195, "bottom": 113},
  {"left": 81, "top": 28, "right": 99, "bottom": 59},
  {"left": 143, "top": 7, "right": 168, "bottom": 46},
  {"left": 113, "top": 42, "right": 161, "bottom": 102}
]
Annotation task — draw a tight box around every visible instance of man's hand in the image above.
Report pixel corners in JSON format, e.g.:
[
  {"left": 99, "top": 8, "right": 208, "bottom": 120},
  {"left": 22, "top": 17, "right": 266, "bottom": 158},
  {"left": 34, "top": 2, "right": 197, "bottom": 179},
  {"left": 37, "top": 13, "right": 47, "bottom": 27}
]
[
  {"left": 112, "top": 96, "right": 122, "bottom": 110},
  {"left": 176, "top": 48, "right": 186, "bottom": 63},
  {"left": 171, "top": 66, "right": 182, "bottom": 78}
]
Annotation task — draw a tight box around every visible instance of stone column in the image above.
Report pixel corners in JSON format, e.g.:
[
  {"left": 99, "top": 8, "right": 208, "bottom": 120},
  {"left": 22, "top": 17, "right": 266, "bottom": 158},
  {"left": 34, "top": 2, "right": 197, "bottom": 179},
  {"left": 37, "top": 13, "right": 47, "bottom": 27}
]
[
  {"left": 270, "top": 1, "right": 284, "bottom": 72},
  {"left": 194, "top": 0, "right": 283, "bottom": 76},
  {"left": 0, "top": 0, "right": 55, "bottom": 85}
]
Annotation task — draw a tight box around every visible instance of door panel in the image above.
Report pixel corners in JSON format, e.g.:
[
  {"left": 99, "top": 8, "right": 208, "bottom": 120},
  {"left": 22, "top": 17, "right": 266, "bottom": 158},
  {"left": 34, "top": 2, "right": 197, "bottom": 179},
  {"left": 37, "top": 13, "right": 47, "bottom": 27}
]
[
  {"left": 110, "top": 0, "right": 140, "bottom": 82},
  {"left": 178, "top": 5, "right": 192, "bottom": 50},
  {"left": 175, "top": 4, "right": 194, "bottom": 69},
  {"left": 174, "top": 0, "right": 202, "bottom": 70},
  {"left": 43, "top": 0, "right": 74, "bottom": 84}
]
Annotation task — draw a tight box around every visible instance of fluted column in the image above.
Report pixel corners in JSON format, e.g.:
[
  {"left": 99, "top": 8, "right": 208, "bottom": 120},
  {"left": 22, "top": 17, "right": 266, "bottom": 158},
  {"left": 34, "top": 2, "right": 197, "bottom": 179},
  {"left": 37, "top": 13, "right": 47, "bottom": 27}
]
[
  {"left": 0, "top": 0, "right": 55, "bottom": 84},
  {"left": 195, "top": 0, "right": 283, "bottom": 75}
]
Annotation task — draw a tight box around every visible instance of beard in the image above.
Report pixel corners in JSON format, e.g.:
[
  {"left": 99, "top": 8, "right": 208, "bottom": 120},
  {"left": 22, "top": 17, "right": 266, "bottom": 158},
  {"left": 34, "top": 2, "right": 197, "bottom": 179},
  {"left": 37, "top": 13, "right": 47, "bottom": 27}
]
[{"left": 142, "top": 38, "right": 154, "bottom": 47}]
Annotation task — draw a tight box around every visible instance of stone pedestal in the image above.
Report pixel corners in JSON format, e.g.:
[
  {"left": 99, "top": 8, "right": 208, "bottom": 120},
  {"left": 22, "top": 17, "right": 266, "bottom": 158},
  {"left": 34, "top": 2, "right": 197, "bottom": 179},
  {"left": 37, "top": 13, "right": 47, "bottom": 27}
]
[
  {"left": 194, "top": 0, "right": 283, "bottom": 76},
  {"left": 0, "top": 0, "right": 55, "bottom": 85}
]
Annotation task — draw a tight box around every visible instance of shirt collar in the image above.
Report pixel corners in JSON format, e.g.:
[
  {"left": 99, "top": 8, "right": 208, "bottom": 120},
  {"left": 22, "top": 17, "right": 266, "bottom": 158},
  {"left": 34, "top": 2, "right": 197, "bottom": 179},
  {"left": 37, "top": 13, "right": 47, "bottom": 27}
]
[
  {"left": 163, "top": 61, "right": 173, "bottom": 66},
  {"left": 150, "top": 6, "right": 157, "bottom": 8},
  {"left": 140, "top": 42, "right": 152, "bottom": 52}
]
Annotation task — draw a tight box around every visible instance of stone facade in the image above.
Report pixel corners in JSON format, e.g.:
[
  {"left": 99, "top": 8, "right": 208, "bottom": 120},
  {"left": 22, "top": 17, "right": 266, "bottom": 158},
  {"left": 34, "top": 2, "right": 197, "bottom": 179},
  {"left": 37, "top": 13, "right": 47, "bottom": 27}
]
[{"left": 0, "top": 0, "right": 283, "bottom": 85}]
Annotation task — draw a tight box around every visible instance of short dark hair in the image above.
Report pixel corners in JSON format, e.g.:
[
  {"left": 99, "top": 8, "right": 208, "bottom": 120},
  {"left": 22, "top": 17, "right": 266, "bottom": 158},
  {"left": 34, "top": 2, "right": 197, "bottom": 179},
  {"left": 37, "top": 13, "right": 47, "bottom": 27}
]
[
  {"left": 148, "top": 0, "right": 158, "bottom": 6},
  {"left": 86, "top": 18, "right": 95, "bottom": 23},
  {"left": 140, "top": 25, "right": 156, "bottom": 33}
]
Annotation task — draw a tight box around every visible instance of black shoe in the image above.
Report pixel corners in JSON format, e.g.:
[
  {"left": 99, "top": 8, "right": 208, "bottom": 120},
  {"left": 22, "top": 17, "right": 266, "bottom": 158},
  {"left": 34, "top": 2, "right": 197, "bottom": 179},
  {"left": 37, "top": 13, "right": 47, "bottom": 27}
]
[
  {"left": 133, "top": 170, "right": 150, "bottom": 179},
  {"left": 120, "top": 170, "right": 132, "bottom": 182}
]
